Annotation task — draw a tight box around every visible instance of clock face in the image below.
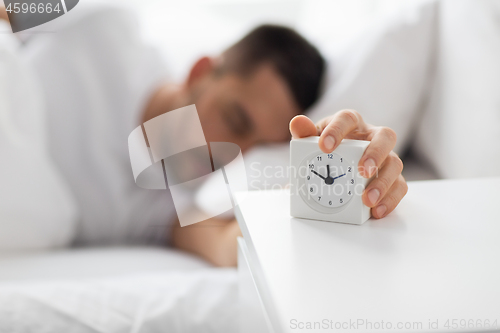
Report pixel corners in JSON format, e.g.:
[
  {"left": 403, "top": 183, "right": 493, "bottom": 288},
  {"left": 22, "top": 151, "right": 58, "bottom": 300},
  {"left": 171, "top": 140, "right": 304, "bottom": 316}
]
[{"left": 303, "top": 152, "right": 355, "bottom": 208}]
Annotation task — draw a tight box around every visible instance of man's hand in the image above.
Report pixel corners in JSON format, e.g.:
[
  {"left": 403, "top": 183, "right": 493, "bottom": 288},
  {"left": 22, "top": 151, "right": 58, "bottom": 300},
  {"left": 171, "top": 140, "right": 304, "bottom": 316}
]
[
  {"left": 171, "top": 217, "right": 241, "bottom": 267},
  {"left": 290, "top": 110, "right": 407, "bottom": 219}
]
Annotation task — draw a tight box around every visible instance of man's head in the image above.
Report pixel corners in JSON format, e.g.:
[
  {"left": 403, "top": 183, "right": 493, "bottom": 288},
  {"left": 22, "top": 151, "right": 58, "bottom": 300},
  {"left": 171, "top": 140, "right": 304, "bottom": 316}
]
[{"left": 184, "top": 25, "right": 325, "bottom": 152}]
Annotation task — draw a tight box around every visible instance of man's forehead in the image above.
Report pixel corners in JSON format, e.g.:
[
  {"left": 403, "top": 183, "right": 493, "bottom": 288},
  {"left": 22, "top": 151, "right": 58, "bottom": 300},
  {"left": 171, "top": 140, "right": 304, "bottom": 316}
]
[
  {"left": 244, "top": 64, "right": 300, "bottom": 115},
  {"left": 240, "top": 64, "right": 300, "bottom": 141}
]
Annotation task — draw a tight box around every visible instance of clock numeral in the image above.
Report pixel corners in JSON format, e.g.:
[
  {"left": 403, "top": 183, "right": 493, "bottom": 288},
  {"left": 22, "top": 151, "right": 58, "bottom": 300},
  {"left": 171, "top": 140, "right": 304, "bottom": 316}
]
[
  {"left": 348, "top": 191, "right": 352, "bottom": 196},
  {"left": 310, "top": 187, "right": 313, "bottom": 192},
  {"left": 318, "top": 196, "right": 321, "bottom": 201},
  {"left": 317, "top": 156, "right": 322, "bottom": 161},
  {"left": 328, "top": 154, "right": 333, "bottom": 159},
  {"left": 329, "top": 201, "right": 332, "bottom": 205},
  {"left": 340, "top": 158, "right": 343, "bottom": 163},
  {"left": 348, "top": 167, "right": 352, "bottom": 172},
  {"left": 307, "top": 176, "right": 310, "bottom": 180},
  {"left": 340, "top": 198, "right": 343, "bottom": 204},
  {"left": 350, "top": 179, "right": 354, "bottom": 184},
  {"left": 309, "top": 164, "right": 314, "bottom": 169}
]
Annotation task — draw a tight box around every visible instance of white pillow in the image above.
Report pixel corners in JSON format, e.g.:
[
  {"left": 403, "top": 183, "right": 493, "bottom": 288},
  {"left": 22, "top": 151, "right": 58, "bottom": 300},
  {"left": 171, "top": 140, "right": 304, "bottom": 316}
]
[
  {"left": 0, "top": 22, "right": 77, "bottom": 251},
  {"left": 314, "top": 0, "right": 500, "bottom": 180},
  {"left": 413, "top": 0, "right": 500, "bottom": 179}
]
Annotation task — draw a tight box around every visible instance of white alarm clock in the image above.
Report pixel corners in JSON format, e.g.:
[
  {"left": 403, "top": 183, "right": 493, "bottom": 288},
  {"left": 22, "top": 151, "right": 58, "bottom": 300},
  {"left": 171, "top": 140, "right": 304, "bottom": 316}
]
[{"left": 290, "top": 137, "right": 372, "bottom": 224}]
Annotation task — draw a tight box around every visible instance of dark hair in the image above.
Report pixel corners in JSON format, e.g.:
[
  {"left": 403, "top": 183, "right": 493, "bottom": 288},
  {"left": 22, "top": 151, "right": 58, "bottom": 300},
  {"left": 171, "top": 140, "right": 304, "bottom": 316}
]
[{"left": 219, "top": 24, "right": 325, "bottom": 111}]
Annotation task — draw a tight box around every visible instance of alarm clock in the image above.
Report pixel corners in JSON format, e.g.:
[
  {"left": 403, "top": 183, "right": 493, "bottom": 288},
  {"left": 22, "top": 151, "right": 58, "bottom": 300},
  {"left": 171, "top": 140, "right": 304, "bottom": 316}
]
[{"left": 290, "top": 137, "right": 372, "bottom": 224}]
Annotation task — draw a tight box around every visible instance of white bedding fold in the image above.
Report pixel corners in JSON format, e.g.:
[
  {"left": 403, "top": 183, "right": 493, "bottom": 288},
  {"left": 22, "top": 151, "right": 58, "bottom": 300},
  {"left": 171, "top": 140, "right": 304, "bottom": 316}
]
[
  {"left": 0, "top": 21, "right": 77, "bottom": 251},
  {"left": 0, "top": 269, "right": 237, "bottom": 333}
]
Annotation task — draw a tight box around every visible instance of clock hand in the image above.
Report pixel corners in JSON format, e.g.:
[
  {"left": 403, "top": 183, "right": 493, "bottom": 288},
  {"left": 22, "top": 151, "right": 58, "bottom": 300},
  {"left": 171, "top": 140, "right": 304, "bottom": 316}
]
[
  {"left": 310, "top": 170, "right": 326, "bottom": 180},
  {"left": 325, "top": 166, "right": 334, "bottom": 185},
  {"left": 332, "top": 173, "right": 346, "bottom": 180}
]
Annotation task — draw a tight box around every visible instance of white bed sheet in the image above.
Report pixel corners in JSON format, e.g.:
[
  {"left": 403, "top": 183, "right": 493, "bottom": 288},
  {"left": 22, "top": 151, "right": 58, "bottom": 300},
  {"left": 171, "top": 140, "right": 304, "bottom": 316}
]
[{"left": 0, "top": 247, "right": 238, "bottom": 333}]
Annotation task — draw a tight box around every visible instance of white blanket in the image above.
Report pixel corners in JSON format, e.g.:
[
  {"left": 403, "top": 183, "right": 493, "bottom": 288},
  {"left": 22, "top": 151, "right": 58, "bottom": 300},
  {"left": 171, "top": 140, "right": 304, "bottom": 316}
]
[
  {"left": 0, "top": 247, "right": 237, "bottom": 333},
  {"left": 0, "top": 271, "right": 237, "bottom": 333}
]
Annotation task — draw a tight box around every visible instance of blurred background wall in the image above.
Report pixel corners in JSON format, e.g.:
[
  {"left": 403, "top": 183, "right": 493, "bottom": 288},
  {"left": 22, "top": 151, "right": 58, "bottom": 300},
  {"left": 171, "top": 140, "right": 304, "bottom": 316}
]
[
  {"left": 116, "top": 0, "right": 421, "bottom": 81},
  {"left": 0, "top": 0, "right": 420, "bottom": 79}
]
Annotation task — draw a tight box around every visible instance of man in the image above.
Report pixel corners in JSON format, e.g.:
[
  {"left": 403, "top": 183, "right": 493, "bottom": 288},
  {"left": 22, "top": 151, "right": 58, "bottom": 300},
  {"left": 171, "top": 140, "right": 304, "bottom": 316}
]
[{"left": 0, "top": 5, "right": 406, "bottom": 265}]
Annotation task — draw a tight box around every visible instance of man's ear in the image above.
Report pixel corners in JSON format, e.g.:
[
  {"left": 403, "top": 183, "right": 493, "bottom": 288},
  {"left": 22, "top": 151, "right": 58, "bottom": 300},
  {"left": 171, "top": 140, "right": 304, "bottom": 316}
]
[{"left": 186, "top": 57, "right": 215, "bottom": 87}]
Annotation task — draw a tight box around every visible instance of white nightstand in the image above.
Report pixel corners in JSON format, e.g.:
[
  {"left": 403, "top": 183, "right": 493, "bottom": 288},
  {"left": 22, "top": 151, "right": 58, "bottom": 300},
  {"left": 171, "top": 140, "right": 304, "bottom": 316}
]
[{"left": 235, "top": 178, "right": 500, "bottom": 333}]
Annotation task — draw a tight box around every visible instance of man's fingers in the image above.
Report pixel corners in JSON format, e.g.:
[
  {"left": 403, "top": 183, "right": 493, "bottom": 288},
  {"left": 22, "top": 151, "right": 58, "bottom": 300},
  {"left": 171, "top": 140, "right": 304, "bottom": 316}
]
[
  {"left": 289, "top": 115, "right": 318, "bottom": 138},
  {"left": 362, "top": 151, "right": 403, "bottom": 208},
  {"left": 371, "top": 175, "right": 408, "bottom": 219},
  {"left": 317, "top": 110, "right": 363, "bottom": 153},
  {"left": 358, "top": 126, "right": 397, "bottom": 178}
]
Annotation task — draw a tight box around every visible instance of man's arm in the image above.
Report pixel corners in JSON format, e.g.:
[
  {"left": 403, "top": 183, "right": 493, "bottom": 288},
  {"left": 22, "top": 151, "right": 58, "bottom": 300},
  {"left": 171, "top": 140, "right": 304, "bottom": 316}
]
[{"left": 171, "top": 218, "right": 241, "bottom": 267}]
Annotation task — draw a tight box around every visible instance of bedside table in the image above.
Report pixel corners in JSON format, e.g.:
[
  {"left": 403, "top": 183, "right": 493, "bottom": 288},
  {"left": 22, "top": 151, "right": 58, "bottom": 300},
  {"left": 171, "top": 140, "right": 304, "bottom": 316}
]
[{"left": 235, "top": 178, "right": 500, "bottom": 333}]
